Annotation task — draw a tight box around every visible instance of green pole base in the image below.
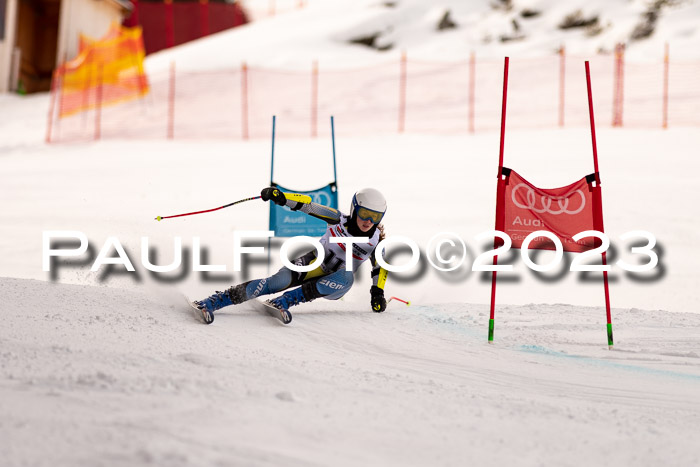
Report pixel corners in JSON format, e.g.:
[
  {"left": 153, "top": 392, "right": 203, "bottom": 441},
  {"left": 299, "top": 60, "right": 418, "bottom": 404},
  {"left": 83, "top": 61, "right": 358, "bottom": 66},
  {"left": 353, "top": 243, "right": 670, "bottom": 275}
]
[
  {"left": 488, "top": 319, "right": 494, "bottom": 342},
  {"left": 607, "top": 323, "right": 614, "bottom": 348}
]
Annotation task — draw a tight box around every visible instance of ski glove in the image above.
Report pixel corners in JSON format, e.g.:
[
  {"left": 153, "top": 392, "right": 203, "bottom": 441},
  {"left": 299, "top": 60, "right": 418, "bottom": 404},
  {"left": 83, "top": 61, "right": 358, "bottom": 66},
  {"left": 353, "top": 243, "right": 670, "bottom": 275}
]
[
  {"left": 370, "top": 285, "right": 386, "bottom": 312},
  {"left": 261, "top": 187, "right": 286, "bottom": 206}
]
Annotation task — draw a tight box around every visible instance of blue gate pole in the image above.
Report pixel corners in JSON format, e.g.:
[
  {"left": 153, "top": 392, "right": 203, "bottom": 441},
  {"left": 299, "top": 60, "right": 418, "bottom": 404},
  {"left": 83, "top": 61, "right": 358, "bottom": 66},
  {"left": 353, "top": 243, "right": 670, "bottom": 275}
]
[
  {"left": 268, "top": 115, "right": 277, "bottom": 274},
  {"left": 330, "top": 116, "right": 338, "bottom": 186},
  {"left": 270, "top": 115, "right": 277, "bottom": 184}
]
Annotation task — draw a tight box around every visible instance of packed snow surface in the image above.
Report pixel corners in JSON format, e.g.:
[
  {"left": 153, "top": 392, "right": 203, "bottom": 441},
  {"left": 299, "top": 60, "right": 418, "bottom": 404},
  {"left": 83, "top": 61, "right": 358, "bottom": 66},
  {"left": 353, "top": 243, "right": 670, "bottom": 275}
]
[{"left": 2, "top": 277, "right": 699, "bottom": 466}]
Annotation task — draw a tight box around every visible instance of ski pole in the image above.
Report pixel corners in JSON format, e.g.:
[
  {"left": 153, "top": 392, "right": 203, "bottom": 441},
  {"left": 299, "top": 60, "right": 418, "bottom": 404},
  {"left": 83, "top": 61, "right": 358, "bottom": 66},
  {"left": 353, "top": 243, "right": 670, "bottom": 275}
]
[
  {"left": 155, "top": 195, "right": 262, "bottom": 221},
  {"left": 388, "top": 296, "right": 411, "bottom": 306}
]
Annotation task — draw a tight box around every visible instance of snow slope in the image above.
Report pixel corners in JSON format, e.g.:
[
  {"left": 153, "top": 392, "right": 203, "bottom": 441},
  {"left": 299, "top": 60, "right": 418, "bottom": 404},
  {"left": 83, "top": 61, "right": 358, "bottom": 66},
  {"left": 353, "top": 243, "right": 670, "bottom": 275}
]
[
  {"left": 2, "top": 277, "right": 699, "bottom": 466},
  {"left": 147, "top": 0, "right": 700, "bottom": 73}
]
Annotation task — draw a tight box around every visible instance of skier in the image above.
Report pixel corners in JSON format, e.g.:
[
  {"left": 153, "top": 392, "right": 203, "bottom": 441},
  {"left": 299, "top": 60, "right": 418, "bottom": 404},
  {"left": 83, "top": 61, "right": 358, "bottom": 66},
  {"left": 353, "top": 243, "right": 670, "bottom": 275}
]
[{"left": 192, "top": 187, "right": 389, "bottom": 324}]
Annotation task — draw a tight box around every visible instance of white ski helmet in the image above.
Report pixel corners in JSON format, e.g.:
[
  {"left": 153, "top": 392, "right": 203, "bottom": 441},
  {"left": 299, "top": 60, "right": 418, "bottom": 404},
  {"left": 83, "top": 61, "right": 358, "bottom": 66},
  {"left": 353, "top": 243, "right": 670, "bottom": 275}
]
[{"left": 350, "top": 188, "right": 387, "bottom": 224}]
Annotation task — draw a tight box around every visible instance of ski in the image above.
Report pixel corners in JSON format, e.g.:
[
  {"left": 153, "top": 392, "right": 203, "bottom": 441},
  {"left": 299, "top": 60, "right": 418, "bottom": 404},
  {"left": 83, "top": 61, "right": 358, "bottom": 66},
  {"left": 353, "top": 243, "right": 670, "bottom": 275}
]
[
  {"left": 251, "top": 299, "right": 293, "bottom": 325},
  {"left": 183, "top": 294, "right": 214, "bottom": 325},
  {"left": 182, "top": 295, "right": 290, "bottom": 325}
]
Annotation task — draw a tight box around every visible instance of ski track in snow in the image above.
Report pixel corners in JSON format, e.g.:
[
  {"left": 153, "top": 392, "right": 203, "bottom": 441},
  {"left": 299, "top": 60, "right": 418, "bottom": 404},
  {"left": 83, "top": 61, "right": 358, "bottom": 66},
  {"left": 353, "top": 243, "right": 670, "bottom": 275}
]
[{"left": 1, "top": 277, "right": 699, "bottom": 466}]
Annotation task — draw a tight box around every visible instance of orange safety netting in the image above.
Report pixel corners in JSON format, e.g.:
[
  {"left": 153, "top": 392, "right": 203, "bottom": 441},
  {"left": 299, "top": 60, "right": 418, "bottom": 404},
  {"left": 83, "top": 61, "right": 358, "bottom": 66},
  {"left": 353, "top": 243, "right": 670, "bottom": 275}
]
[
  {"left": 56, "top": 23, "right": 149, "bottom": 118},
  {"left": 46, "top": 47, "right": 700, "bottom": 143}
]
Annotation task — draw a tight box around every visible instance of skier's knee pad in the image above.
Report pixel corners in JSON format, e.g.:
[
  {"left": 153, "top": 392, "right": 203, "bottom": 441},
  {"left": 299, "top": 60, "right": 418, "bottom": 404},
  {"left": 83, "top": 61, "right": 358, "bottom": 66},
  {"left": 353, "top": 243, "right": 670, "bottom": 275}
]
[
  {"left": 244, "top": 268, "right": 293, "bottom": 299},
  {"left": 314, "top": 270, "right": 354, "bottom": 300}
]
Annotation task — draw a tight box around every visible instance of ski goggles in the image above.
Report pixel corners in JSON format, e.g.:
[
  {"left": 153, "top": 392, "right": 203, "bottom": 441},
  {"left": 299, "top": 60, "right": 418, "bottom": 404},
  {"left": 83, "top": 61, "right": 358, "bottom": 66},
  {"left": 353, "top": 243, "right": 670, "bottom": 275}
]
[{"left": 355, "top": 205, "right": 385, "bottom": 224}]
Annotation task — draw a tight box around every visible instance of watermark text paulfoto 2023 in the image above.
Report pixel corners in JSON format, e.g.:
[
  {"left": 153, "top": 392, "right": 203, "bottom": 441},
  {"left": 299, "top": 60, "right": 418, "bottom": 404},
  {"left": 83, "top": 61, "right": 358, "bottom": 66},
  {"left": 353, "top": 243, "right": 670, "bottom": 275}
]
[{"left": 42, "top": 230, "right": 659, "bottom": 276}]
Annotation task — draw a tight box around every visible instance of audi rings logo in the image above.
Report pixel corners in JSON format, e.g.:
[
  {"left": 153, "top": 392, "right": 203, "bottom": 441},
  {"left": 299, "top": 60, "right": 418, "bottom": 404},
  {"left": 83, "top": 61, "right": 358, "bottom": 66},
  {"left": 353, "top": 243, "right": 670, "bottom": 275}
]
[
  {"left": 312, "top": 192, "right": 332, "bottom": 206},
  {"left": 511, "top": 184, "right": 586, "bottom": 215}
]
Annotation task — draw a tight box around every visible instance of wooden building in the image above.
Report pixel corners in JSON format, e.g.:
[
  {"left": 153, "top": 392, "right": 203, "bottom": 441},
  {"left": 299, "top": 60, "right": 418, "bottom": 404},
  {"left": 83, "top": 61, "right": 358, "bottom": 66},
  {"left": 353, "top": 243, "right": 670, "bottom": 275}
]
[{"left": 0, "top": 0, "right": 131, "bottom": 93}]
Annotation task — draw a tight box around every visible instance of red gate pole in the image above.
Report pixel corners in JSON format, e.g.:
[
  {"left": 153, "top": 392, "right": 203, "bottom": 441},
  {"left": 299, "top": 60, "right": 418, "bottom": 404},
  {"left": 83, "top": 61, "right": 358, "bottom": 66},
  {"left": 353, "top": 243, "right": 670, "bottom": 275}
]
[
  {"left": 167, "top": 61, "right": 175, "bottom": 139},
  {"left": 663, "top": 43, "right": 669, "bottom": 129},
  {"left": 559, "top": 45, "right": 565, "bottom": 127},
  {"left": 585, "top": 61, "right": 613, "bottom": 348},
  {"left": 94, "top": 64, "right": 104, "bottom": 141},
  {"left": 241, "top": 62, "right": 249, "bottom": 140},
  {"left": 488, "top": 56, "right": 509, "bottom": 343},
  {"left": 497, "top": 58, "right": 509, "bottom": 170},
  {"left": 398, "top": 51, "right": 407, "bottom": 133},
  {"left": 468, "top": 51, "right": 475, "bottom": 133},
  {"left": 311, "top": 60, "right": 318, "bottom": 138}
]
